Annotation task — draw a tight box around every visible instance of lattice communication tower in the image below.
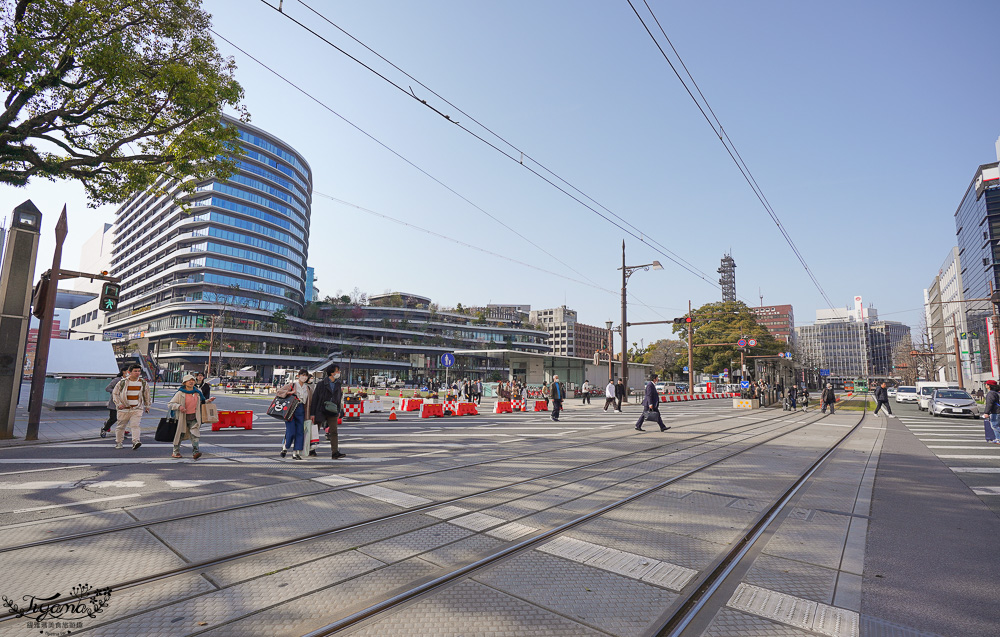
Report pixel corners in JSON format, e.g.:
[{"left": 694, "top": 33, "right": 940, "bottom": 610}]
[{"left": 718, "top": 253, "right": 737, "bottom": 302}]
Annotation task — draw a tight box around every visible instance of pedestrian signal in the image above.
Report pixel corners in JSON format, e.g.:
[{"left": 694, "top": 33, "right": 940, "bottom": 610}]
[{"left": 99, "top": 282, "right": 121, "bottom": 312}]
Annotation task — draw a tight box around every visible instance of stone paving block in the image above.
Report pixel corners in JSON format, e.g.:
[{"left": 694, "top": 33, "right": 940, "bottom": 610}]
[
  {"left": 344, "top": 579, "right": 604, "bottom": 637},
  {"left": 485, "top": 521, "right": 538, "bottom": 541},
  {"left": 347, "top": 484, "right": 433, "bottom": 508},
  {"left": 603, "top": 498, "right": 755, "bottom": 545},
  {"left": 84, "top": 549, "right": 384, "bottom": 636},
  {"left": 0, "top": 509, "right": 136, "bottom": 548},
  {"left": 3, "top": 528, "right": 186, "bottom": 596},
  {"left": 703, "top": 607, "right": 817, "bottom": 636},
  {"left": 358, "top": 523, "right": 474, "bottom": 563},
  {"left": 762, "top": 511, "right": 852, "bottom": 570},
  {"left": 447, "top": 511, "right": 507, "bottom": 532},
  {"left": 127, "top": 478, "right": 320, "bottom": 522},
  {"left": 421, "top": 534, "right": 506, "bottom": 568},
  {"left": 474, "top": 551, "right": 677, "bottom": 636},
  {"left": 744, "top": 554, "right": 838, "bottom": 604},
  {"left": 423, "top": 504, "right": 470, "bottom": 520},
  {"left": 151, "top": 491, "right": 402, "bottom": 562},
  {"left": 565, "top": 517, "right": 726, "bottom": 570},
  {"left": 203, "top": 514, "right": 438, "bottom": 587}
]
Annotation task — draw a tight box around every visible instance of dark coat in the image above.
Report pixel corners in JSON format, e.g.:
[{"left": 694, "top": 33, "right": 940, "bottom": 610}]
[
  {"left": 311, "top": 377, "right": 343, "bottom": 419},
  {"left": 642, "top": 381, "right": 660, "bottom": 410},
  {"left": 198, "top": 381, "right": 211, "bottom": 399},
  {"left": 549, "top": 381, "right": 564, "bottom": 400},
  {"left": 821, "top": 388, "right": 836, "bottom": 404},
  {"left": 874, "top": 386, "right": 888, "bottom": 402},
  {"left": 615, "top": 382, "right": 626, "bottom": 399},
  {"left": 985, "top": 389, "right": 1000, "bottom": 415}
]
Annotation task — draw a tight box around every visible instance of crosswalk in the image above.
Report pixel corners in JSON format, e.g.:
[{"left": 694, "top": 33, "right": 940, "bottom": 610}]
[{"left": 896, "top": 409, "right": 1000, "bottom": 507}]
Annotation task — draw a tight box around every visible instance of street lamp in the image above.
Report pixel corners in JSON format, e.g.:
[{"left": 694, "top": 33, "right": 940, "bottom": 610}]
[{"left": 618, "top": 240, "right": 662, "bottom": 390}]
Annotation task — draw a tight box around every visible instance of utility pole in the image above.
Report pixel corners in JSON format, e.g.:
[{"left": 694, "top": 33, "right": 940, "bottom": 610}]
[
  {"left": 26, "top": 206, "right": 67, "bottom": 440},
  {"left": 621, "top": 241, "right": 628, "bottom": 391},
  {"left": 205, "top": 314, "right": 216, "bottom": 377},
  {"left": 952, "top": 315, "right": 964, "bottom": 389},
  {"left": 687, "top": 300, "right": 694, "bottom": 394}
]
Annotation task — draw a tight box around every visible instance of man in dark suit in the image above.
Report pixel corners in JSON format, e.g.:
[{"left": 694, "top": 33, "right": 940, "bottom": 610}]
[
  {"left": 635, "top": 373, "right": 669, "bottom": 432},
  {"left": 615, "top": 378, "right": 626, "bottom": 412}
]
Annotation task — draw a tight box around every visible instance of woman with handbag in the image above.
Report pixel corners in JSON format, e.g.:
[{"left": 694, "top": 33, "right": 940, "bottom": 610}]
[
  {"left": 166, "top": 374, "right": 215, "bottom": 459},
  {"left": 310, "top": 364, "right": 345, "bottom": 459},
  {"left": 277, "top": 369, "right": 312, "bottom": 460}
]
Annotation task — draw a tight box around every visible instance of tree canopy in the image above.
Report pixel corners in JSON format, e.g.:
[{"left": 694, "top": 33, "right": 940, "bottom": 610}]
[
  {"left": 1, "top": 0, "right": 247, "bottom": 205},
  {"left": 672, "top": 301, "right": 784, "bottom": 374}
]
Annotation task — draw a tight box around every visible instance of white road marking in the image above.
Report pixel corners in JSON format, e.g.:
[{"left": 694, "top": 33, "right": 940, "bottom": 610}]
[
  {"left": 951, "top": 467, "right": 1000, "bottom": 473},
  {"left": 0, "top": 465, "right": 90, "bottom": 476},
  {"left": 348, "top": 484, "right": 432, "bottom": 508},
  {"left": 165, "top": 480, "right": 229, "bottom": 488},
  {"left": 311, "top": 474, "right": 359, "bottom": 486},
  {"left": 971, "top": 486, "right": 1000, "bottom": 495},
  {"left": 927, "top": 446, "right": 998, "bottom": 449},
  {"left": 12, "top": 494, "right": 142, "bottom": 513},
  {"left": 938, "top": 455, "right": 1000, "bottom": 459}
]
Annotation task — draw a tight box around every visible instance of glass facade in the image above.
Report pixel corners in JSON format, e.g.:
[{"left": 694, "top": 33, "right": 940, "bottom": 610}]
[
  {"left": 954, "top": 162, "right": 1000, "bottom": 377},
  {"left": 106, "top": 115, "right": 312, "bottom": 349}
]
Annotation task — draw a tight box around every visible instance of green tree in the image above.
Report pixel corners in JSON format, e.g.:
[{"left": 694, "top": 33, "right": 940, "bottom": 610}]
[
  {"left": 672, "top": 301, "right": 781, "bottom": 374},
  {"left": 1, "top": 0, "right": 247, "bottom": 205}
]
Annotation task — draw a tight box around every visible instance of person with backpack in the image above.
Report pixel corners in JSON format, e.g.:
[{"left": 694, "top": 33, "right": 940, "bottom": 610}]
[
  {"left": 311, "top": 364, "right": 345, "bottom": 459},
  {"left": 111, "top": 364, "right": 151, "bottom": 450}
]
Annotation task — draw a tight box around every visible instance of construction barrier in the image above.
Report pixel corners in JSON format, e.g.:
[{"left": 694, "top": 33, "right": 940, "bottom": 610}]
[
  {"left": 443, "top": 400, "right": 459, "bottom": 415},
  {"left": 401, "top": 398, "right": 423, "bottom": 412},
  {"left": 212, "top": 410, "right": 253, "bottom": 432},
  {"left": 363, "top": 397, "right": 384, "bottom": 413},
  {"left": 660, "top": 392, "right": 740, "bottom": 403},
  {"left": 493, "top": 401, "right": 513, "bottom": 414},
  {"left": 421, "top": 403, "right": 444, "bottom": 418},
  {"left": 511, "top": 399, "right": 526, "bottom": 412},
  {"left": 458, "top": 402, "right": 479, "bottom": 416},
  {"left": 342, "top": 401, "right": 363, "bottom": 421},
  {"left": 533, "top": 400, "right": 549, "bottom": 412}
]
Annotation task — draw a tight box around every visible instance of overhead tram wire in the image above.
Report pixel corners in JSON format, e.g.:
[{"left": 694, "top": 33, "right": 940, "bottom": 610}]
[
  {"left": 257, "top": 0, "right": 735, "bottom": 298},
  {"left": 290, "top": 0, "right": 719, "bottom": 292},
  {"left": 209, "top": 29, "right": 672, "bottom": 324},
  {"left": 625, "top": 0, "right": 839, "bottom": 314}
]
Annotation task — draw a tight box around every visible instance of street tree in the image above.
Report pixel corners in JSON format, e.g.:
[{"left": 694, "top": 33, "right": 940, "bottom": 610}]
[
  {"left": 641, "top": 339, "right": 687, "bottom": 379},
  {"left": 672, "top": 301, "right": 782, "bottom": 375},
  {"left": 1, "top": 0, "right": 247, "bottom": 205}
]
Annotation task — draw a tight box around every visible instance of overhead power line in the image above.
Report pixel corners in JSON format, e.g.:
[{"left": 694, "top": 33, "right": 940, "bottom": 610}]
[
  {"left": 256, "top": 0, "right": 741, "bottom": 298},
  {"left": 210, "top": 28, "right": 671, "bottom": 323},
  {"left": 625, "top": 0, "right": 839, "bottom": 314}
]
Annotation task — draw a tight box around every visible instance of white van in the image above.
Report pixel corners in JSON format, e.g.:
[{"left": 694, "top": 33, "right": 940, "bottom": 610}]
[{"left": 915, "top": 381, "right": 959, "bottom": 411}]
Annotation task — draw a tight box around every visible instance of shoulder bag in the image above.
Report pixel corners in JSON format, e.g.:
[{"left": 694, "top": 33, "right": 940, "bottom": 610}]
[{"left": 267, "top": 394, "right": 300, "bottom": 420}]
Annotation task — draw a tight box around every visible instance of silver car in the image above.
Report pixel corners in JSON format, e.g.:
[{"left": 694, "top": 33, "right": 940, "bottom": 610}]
[{"left": 929, "top": 389, "right": 979, "bottom": 418}]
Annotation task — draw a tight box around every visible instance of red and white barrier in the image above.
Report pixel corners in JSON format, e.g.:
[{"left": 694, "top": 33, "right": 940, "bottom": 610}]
[
  {"left": 660, "top": 392, "right": 740, "bottom": 403},
  {"left": 342, "top": 402, "right": 363, "bottom": 420}
]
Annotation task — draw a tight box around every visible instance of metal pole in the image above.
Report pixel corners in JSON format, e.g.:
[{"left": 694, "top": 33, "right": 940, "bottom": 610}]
[
  {"left": 26, "top": 206, "right": 68, "bottom": 440},
  {"left": 621, "top": 241, "right": 628, "bottom": 392},
  {"left": 953, "top": 315, "right": 964, "bottom": 389},
  {"left": 687, "top": 300, "right": 694, "bottom": 394},
  {"left": 206, "top": 314, "right": 215, "bottom": 377},
  {"left": 608, "top": 327, "right": 613, "bottom": 381}
]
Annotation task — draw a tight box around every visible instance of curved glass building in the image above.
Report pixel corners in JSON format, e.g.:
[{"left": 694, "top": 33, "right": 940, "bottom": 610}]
[{"left": 104, "top": 116, "right": 313, "bottom": 375}]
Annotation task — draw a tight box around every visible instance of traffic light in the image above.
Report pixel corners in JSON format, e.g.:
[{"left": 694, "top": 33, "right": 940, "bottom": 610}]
[
  {"left": 30, "top": 275, "right": 50, "bottom": 319},
  {"left": 673, "top": 316, "right": 693, "bottom": 324},
  {"left": 99, "top": 282, "right": 121, "bottom": 312}
]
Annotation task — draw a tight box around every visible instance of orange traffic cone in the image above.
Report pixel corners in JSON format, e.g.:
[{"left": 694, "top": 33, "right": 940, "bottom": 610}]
[
  {"left": 385, "top": 389, "right": 389, "bottom": 396},
  {"left": 388, "top": 406, "right": 397, "bottom": 421}
]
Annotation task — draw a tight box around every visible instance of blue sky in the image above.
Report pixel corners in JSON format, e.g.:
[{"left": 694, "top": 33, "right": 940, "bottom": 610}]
[{"left": 3, "top": 0, "right": 999, "bottom": 348}]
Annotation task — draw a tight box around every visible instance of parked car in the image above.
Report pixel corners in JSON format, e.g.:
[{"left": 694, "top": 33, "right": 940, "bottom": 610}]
[
  {"left": 693, "top": 383, "right": 709, "bottom": 393},
  {"left": 894, "top": 386, "right": 918, "bottom": 403},
  {"left": 929, "top": 388, "right": 979, "bottom": 418}
]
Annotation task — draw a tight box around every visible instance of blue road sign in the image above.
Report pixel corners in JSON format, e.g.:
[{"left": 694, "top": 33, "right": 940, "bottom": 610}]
[
  {"left": 820, "top": 369, "right": 830, "bottom": 377},
  {"left": 785, "top": 352, "right": 791, "bottom": 358},
  {"left": 105, "top": 331, "right": 124, "bottom": 339},
  {"left": 740, "top": 380, "right": 750, "bottom": 389},
  {"left": 723, "top": 368, "right": 729, "bottom": 373},
  {"left": 440, "top": 353, "right": 455, "bottom": 367},
  {"left": 682, "top": 366, "right": 689, "bottom": 373}
]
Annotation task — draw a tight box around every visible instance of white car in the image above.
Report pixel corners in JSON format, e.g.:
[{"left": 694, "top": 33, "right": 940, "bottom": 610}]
[
  {"left": 895, "top": 386, "right": 918, "bottom": 403},
  {"left": 929, "top": 389, "right": 979, "bottom": 418},
  {"left": 693, "top": 383, "right": 709, "bottom": 393},
  {"left": 887, "top": 387, "right": 897, "bottom": 398}
]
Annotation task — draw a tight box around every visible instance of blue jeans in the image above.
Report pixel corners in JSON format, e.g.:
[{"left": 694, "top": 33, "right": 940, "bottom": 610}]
[
  {"left": 990, "top": 414, "right": 1000, "bottom": 441},
  {"left": 285, "top": 404, "right": 305, "bottom": 451}
]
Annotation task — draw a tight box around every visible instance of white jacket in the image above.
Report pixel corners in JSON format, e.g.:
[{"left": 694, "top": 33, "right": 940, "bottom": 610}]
[{"left": 606, "top": 382, "right": 615, "bottom": 398}]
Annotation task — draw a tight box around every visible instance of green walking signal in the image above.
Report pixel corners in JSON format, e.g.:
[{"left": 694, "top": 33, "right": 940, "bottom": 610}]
[{"left": 99, "top": 282, "right": 121, "bottom": 312}]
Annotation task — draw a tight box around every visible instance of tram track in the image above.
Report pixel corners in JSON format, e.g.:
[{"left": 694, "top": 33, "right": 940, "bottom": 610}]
[{"left": 0, "top": 405, "right": 826, "bottom": 628}]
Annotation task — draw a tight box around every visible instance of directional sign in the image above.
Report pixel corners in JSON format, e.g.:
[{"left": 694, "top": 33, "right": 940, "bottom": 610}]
[
  {"left": 440, "top": 353, "right": 455, "bottom": 368},
  {"left": 748, "top": 339, "right": 758, "bottom": 347},
  {"left": 682, "top": 366, "right": 689, "bottom": 373},
  {"left": 820, "top": 369, "right": 830, "bottom": 377},
  {"left": 740, "top": 380, "right": 750, "bottom": 389},
  {"left": 737, "top": 339, "right": 747, "bottom": 348},
  {"left": 785, "top": 352, "right": 791, "bottom": 358}
]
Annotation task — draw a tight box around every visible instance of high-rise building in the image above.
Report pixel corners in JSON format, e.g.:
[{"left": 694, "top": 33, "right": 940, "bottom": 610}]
[
  {"left": 527, "top": 306, "right": 606, "bottom": 357},
  {"left": 719, "top": 253, "right": 736, "bottom": 302},
  {"left": 795, "top": 301, "right": 910, "bottom": 385},
  {"left": 749, "top": 304, "right": 794, "bottom": 343},
  {"left": 924, "top": 247, "right": 965, "bottom": 382},
  {"left": 69, "top": 224, "right": 114, "bottom": 341},
  {"left": 953, "top": 142, "right": 1000, "bottom": 384},
  {"left": 103, "top": 115, "right": 313, "bottom": 374}
]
